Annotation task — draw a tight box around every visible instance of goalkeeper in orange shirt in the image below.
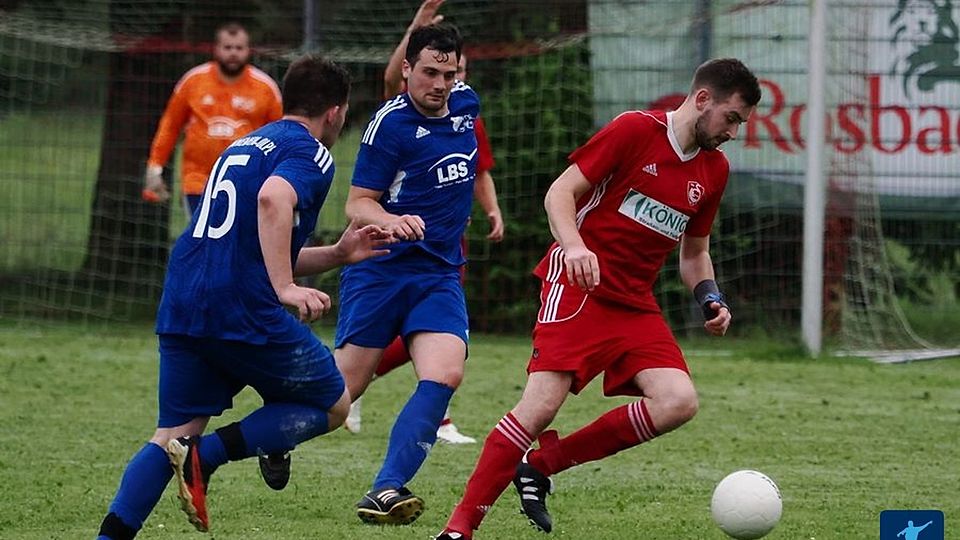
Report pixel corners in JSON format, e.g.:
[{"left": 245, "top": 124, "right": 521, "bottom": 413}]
[{"left": 143, "top": 22, "right": 283, "bottom": 215}]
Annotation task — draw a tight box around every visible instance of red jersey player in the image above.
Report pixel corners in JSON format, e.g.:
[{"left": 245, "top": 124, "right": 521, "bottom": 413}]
[
  {"left": 434, "top": 58, "right": 761, "bottom": 539},
  {"left": 344, "top": 0, "right": 504, "bottom": 444}
]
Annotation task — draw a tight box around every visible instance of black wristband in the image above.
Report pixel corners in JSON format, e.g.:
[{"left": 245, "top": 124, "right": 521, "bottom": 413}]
[
  {"left": 694, "top": 279, "right": 720, "bottom": 305},
  {"left": 694, "top": 279, "right": 729, "bottom": 320}
]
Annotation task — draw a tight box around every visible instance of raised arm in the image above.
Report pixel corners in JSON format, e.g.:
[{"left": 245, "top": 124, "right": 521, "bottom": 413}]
[
  {"left": 543, "top": 164, "right": 598, "bottom": 291},
  {"left": 384, "top": 0, "right": 446, "bottom": 97}
]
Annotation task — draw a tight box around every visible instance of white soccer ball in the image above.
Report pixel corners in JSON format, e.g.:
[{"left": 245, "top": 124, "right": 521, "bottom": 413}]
[{"left": 710, "top": 470, "right": 782, "bottom": 539}]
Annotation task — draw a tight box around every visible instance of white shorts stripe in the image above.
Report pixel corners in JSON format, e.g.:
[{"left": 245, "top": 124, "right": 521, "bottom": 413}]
[
  {"left": 546, "top": 246, "right": 564, "bottom": 283},
  {"left": 539, "top": 281, "right": 561, "bottom": 323},
  {"left": 547, "top": 283, "right": 564, "bottom": 322}
]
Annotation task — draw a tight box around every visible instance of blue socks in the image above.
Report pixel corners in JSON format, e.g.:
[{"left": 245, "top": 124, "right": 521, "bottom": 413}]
[
  {"left": 373, "top": 380, "right": 455, "bottom": 490},
  {"left": 101, "top": 443, "right": 172, "bottom": 537},
  {"left": 198, "top": 403, "right": 331, "bottom": 471}
]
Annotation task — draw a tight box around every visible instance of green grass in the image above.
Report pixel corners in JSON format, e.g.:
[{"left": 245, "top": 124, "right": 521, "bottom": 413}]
[
  {"left": 0, "top": 111, "right": 103, "bottom": 272},
  {"left": 1, "top": 324, "right": 958, "bottom": 539}
]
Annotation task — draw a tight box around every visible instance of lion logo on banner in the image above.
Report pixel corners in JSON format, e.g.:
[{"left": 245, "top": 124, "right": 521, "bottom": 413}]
[{"left": 889, "top": 0, "right": 960, "bottom": 97}]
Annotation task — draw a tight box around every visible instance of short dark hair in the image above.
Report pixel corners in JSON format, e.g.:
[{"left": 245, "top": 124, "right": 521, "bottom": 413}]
[
  {"left": 215, "top": 22, "right": 247, "bottom": 41},
  {"left": 405, "top": 23, "right": 463, "bottom": 67},
  {"left": 281, "top": 55, "right": 351, "bottom": 118},
  {"left": 691, "top": 58, "right": 761, "bottom": 106}
]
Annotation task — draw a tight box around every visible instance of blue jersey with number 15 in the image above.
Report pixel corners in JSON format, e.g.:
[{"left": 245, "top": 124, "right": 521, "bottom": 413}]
[{"left": 155, "top": 120, "right": 335, "bottom": 345}]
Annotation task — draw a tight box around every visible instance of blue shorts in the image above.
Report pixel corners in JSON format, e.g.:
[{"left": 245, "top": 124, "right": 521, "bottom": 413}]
[
  {"left": 335, "top": 256, "right": 468, "bottom": 349},
  {"left": 157, "top": 333, "right": 345, "bottom": 428}
]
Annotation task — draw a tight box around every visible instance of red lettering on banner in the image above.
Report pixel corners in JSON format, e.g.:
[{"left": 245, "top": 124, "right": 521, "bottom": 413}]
[
  {"left": 916, "top": 106, "right": 951, "bottom": 154},
  {"left": 744, "top": 79, "right": 793, "bottom": 153},
  {"left": 869, "top": 75, "right": 911, "bottom": 153},
  {"left": 835, "top": 104, "right": 866, "bottom": 154},
  {"left": 790, "top": 104, "right": 806, "bottom": 149}
]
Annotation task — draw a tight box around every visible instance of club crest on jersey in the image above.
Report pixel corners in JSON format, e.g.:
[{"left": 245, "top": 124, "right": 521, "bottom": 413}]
[
  {"left": 618, "top": 188, "right": 690, "bottom": 241},
  {"left": 687, "top": 181, "right": 704, "bottom": 206},
  {"left": 450, "top": 114, "right": 475, "bottom": 133}
]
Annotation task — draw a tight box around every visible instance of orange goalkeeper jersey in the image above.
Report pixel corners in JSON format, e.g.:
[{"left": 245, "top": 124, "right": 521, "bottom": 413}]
[{"left": 147, "top": 61, "right": 283, "bottom": 195}]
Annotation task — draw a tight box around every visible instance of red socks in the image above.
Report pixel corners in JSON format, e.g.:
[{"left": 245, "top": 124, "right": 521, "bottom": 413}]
[
  {"left": 446, "top": 412, "right": 533, "bottom": 534},
  {"left": 529, "top": 399, "right": 659, "bottom": 476}
]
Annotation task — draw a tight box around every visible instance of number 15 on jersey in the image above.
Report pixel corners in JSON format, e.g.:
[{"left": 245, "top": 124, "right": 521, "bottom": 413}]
[{"left": 192, "top": 154, "right": 250, "bottom": 239}]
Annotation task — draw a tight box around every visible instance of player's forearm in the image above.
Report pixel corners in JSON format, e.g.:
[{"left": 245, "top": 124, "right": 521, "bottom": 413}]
[
  {"left": 544, "top": 183, "right": 586, "bottom": 251},
  {"left": 258, "top": 180, "right": 297, "bottom": 294},
  {"left": 293, "top": 246, "right": 344, "bottom": 276},
  {"left": 679, "top": 246, "right": 716, "bottom": 292},
  {"left": 147, "top": 101, "right": 189, "bottom": 167},
  {"left": 473, "top": 170, "right": 501, "bottom": 217},
  {"left": 345, "top": 197, "right": 395, "bottom": 229}
]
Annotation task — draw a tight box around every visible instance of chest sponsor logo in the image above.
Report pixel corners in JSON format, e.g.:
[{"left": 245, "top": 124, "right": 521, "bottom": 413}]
[
  {"left": 687, "top": 181, "right": 704, "bottom": 205},
  {"left": 431, "top": 148, "right": 478, "bottom": 185},
  {"left": 207, "top": 116, "right": 245, "bottom": 138},
  {"left": 450, "top": 114, "right": 475, "bottom": 133},
  {"left": 231, "top": 95, "right": 256, "bottom": 112},
  {"left": 618, "top": 188, "right": 690, "bottom": 241}
]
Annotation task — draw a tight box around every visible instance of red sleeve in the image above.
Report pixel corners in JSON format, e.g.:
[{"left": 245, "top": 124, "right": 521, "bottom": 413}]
[
  {"left": 685, "top": 155, "right": 729, "bottom": 237},
  {"left": 568, "top": 112, "right": 649, "bottom": 185},
  {"left": 475, "top": 116, "right": 495, "bottom": 173}
]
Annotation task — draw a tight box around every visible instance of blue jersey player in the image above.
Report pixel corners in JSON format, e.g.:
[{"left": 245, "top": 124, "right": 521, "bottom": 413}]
[
  {"left": 338, "top": 23, "right": 477, "bottom": 525},
  {"left": 96, "top": 56, "right": 391, "bottom": 539}
]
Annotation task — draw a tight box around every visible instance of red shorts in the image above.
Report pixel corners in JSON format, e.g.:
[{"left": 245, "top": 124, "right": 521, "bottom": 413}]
[{"left": 528, "top": 280, "right": 688, "bottom": 397}]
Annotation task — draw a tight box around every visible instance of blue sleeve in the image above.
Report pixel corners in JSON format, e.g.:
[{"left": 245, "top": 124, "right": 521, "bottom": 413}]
[
  {"left": 451, "top": 82, "right": 480, "bottom": 118},
  {"left": 352, "top": 118, "right": 401, "bottom": 192},
  {"left": 272, "top": 147, "right": 334, "bottom": 210}
]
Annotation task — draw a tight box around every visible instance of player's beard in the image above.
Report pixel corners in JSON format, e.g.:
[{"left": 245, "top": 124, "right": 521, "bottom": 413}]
[
  {"left": 694, "top": 110, "right": 728, "bottom": 150},
  {"left": 217, "top": 59, "right": 248, "bottom": 78},
  {"left": 414, "top": 91, "right": 447, "bottom": 114}
]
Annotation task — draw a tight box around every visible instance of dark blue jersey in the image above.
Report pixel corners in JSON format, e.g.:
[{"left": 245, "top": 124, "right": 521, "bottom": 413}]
[
  {"left": 156, "top": 120, "right": 335, "bottom": 344},
  {"left": 351, "top": 82, "right": 480, "bottom": 267}
]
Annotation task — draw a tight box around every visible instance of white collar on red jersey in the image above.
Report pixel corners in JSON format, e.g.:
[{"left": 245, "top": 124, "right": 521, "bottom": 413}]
[{"left": 666, "top": 111, "right": 700, "bottom": 162}]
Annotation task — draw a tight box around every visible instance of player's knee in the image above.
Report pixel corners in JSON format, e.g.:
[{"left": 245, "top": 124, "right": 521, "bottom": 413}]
[
  {"left": 149, "top": 432, "right": 171, "bottom": 447},
  {"left": 423, "top": 364, "right": 464, "bottom": 389},
  {"left": 661, "top": 389, "right": 699, "bottom": 428},
  {"left": 327, "top": 398, "right": 350, "bottom": 430}
]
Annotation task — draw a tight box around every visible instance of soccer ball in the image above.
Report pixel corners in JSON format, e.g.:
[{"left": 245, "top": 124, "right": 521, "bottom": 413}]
[{"left": 710, "top": 470, "right": 782, "bottom": 539}]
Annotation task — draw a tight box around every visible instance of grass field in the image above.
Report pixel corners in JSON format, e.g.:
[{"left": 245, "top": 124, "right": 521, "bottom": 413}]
[{"left": 1, "top": 323, "right": 958, "bottom": 539}]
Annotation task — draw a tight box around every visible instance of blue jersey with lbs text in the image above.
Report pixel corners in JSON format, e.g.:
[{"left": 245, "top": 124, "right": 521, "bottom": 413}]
[
  {"left": 156, "top": 120, "right": 335, "bottom": 344},
  {"left": 352, "top": 81, "right": 480, "bottom": 267}
]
